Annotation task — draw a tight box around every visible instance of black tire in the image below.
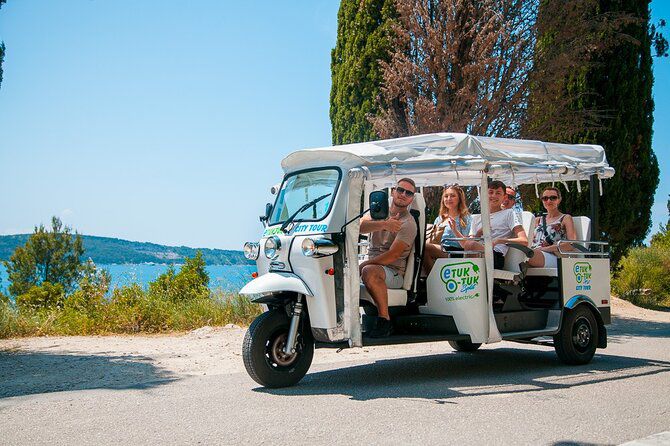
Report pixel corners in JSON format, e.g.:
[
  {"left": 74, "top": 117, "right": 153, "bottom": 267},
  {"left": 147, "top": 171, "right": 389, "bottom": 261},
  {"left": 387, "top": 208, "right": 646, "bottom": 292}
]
[
  {"left": 242, "top": 309, "right": 314, "bottom": 388},
  {"left": 554, "top": 305, "right": 598, "bottom": 365},
  {"left": 448, "top": 340, "right": 482, "bottom": 352}
]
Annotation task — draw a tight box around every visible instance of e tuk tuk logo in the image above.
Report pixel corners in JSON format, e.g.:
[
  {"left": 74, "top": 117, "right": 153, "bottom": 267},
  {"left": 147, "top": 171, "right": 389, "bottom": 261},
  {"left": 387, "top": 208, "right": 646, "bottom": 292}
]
[
  {"left": 574, "top": 262, "right": 592, "bottom": 291},
  {"left": 440, "top": 261, "right": 480, "bottom": 301}
]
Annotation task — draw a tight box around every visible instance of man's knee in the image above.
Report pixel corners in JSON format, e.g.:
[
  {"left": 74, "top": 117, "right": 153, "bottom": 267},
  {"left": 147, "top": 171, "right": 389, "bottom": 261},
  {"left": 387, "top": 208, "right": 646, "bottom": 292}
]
[{"left": 361, "top": 265, "right": 384, "bottom": 285}]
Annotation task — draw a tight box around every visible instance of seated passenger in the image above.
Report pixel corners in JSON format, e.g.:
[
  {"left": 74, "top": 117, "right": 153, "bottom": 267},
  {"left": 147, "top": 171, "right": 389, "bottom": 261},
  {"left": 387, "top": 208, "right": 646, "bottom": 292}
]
[
  {"left": 501, "top": 186, "right": 518, "bottom": 210},
  {"left": 422, "top": 185, "right": 471, "bottom": 273},
  {"left": 359, "top": 178, "right": 418, "bottom": 338},
  {"left": 526, "top": 187, "right": 576, "bottom": 268},
  {"left": 448, "top": 180, "right": 528, "bottom": 269}
]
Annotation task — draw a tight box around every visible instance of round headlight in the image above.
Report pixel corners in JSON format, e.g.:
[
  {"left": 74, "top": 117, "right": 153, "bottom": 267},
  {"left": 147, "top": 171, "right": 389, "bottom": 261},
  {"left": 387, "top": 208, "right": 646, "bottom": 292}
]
[
  {"left": 243, "top": 242, "right": 260, "bottom": 260},
  {"left": 301, "top": 237, "right": 338, "bottom": 257},
  {"left": 301, "top": 238, "right": 316, "bottom": 257},
  {"left": 264, "top": 236, "right": 281, "bottom": 259}
]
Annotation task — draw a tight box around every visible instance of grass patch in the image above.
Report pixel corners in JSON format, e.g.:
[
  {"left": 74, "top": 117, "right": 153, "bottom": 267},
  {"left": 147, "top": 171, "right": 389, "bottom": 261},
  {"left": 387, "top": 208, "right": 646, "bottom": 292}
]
[
  {"left": 612, "top": 243, "right": 670, "bottom": 311},
  {"left": 0, "top": 289, "right": 261, "bottom": 338}
]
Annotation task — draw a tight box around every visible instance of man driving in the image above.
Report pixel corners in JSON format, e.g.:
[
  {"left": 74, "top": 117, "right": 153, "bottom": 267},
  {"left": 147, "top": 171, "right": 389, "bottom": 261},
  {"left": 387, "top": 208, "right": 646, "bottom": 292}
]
[{"left": 359, "top": 178, "right": 418, "bottom": 338}]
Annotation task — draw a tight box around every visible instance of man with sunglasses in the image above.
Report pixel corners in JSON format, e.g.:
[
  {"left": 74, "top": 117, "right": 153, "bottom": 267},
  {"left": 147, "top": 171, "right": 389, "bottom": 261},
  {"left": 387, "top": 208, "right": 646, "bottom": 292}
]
[{"left": 359, "top": 178, "right": 418, "bottom": 338}]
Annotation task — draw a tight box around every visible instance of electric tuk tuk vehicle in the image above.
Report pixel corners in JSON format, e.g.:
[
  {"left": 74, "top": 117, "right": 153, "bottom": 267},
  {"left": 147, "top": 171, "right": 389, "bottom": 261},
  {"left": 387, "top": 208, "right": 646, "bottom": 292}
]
[{"left": 240, "top": 133, "right": 614, "bottom": 388}]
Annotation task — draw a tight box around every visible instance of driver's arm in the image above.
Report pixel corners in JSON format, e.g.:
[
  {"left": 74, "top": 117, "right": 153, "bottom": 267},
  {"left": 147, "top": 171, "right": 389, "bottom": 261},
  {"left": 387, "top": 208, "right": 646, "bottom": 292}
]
[
  {"left": 362, "top": 239, "right": 409, "bottom": 266},
  {"left": 360, "top": 214, "right": 389, "bottom": 234}
]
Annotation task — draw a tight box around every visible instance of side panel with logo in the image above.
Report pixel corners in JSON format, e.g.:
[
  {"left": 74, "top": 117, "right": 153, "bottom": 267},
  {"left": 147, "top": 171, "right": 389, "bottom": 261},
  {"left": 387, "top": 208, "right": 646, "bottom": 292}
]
[
  {"left": 420, "top": 258, "right": 489, "bottom": 343},
  {"left": 560, "top": 258, "right": 611, "bottom": 307}
]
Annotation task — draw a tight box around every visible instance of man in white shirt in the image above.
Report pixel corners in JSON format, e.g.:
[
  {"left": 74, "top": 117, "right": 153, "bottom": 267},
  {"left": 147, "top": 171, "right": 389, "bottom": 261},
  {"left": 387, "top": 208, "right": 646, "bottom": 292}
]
[{"left": 449, "top": 180, "right": 527, "bottom": 269}]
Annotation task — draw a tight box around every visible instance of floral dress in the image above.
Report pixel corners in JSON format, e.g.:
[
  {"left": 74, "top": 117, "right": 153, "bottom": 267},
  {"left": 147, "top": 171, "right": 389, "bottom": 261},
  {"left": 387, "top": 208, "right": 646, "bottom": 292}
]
[{"left": 532, "top": 214, "right": 567, "bottom": 249}]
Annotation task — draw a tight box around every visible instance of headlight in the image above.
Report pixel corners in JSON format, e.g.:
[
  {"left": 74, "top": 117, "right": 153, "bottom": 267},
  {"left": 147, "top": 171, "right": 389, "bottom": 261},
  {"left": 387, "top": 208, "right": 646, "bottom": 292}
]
[
  {"left": 264, "top": 236, "right": 281, "bottom": 259},
  {"left": 243, "top": 242, "right": 260, "bottom": 260},
  {"left": 301, "top": 238, "right": 338, "bottom": 257}
]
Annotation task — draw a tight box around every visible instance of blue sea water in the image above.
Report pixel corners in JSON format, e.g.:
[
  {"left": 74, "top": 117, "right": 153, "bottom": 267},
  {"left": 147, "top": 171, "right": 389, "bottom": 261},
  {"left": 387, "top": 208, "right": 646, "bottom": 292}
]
[{"left": 0, "top": 263, "right": 255, "bottom": 295}]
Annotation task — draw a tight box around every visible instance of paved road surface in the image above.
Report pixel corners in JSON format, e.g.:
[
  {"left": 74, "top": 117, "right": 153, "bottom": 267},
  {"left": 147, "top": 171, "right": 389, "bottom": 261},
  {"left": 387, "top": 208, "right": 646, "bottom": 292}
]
[{"left": 1, "top": 309, "right": 669, "bottom": 445}]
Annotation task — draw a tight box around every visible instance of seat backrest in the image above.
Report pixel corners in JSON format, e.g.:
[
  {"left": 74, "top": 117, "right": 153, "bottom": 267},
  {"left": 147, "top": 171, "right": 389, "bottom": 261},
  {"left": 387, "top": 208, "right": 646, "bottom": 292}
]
[
  {"left": 502, "top": 210, "right": 535, "bottom": 272},
  {"left": 573, "top": 216, "right": 591, "bottom": 241},
  {"left": 402, "top": 192, "right": 426, "bottom": 291}
]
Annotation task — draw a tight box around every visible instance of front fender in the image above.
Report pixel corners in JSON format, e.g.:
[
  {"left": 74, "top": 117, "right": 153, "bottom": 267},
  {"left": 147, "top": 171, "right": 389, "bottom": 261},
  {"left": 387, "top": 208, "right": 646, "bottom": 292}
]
[
  {"left": 565, "top": 295, "right": 607, "bottom": 349},
  {"left": 240, "top": 272, "right": 313, "bottom": 301}
]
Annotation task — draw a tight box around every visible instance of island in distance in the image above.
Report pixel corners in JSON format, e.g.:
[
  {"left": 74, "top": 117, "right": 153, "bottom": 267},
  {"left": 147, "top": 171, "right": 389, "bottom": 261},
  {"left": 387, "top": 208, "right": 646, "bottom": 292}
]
[{"left": 0, "top": 235, "right": 252, "bottom": 265}]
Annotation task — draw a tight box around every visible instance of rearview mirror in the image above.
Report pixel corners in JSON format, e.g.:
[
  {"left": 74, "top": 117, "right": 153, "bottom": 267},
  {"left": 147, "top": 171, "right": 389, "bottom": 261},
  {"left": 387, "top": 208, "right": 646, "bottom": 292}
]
[
  {"left": 369, "top": 191, "right": 389, "bottom": 220},
  {"left": 260, "top": 203, "right": 273, "bottom": 224}
]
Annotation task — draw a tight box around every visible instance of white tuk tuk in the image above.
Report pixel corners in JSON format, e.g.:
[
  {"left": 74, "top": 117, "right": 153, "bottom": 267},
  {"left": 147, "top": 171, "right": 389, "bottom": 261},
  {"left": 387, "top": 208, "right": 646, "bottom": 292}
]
[{"left": 240, "top": 133, "right": 614, "bottom": 388}]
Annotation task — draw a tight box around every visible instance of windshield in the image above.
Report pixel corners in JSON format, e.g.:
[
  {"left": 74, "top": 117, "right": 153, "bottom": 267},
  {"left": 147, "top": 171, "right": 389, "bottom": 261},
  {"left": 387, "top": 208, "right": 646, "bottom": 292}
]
[{"left": 269, "top": 168, "right": 340, "bottom": 225}]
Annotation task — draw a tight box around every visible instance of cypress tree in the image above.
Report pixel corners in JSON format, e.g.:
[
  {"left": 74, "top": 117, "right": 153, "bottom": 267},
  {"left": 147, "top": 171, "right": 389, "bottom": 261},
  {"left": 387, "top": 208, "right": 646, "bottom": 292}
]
[
  {"left": 0, "top": 0, "right": 6, "bottom": 90},
  {"left": 330, "top": 0, "right": 396, "bottom": 145},
  {"left": 525, "top": 0, "right": 663, "bottom": 263}
]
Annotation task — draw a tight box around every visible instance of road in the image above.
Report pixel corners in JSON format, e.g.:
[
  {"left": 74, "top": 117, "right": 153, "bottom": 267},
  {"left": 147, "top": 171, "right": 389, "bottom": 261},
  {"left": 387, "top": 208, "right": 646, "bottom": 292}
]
[{"left": 1, "top": 300, "right": 669, "bottom": 445}]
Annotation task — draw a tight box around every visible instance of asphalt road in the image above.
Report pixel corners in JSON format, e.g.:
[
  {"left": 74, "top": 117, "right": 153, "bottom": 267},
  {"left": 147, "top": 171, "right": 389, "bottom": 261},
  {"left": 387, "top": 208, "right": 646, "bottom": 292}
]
[{"left": 1, "top": 313, "right": 669, "bottom": 445}]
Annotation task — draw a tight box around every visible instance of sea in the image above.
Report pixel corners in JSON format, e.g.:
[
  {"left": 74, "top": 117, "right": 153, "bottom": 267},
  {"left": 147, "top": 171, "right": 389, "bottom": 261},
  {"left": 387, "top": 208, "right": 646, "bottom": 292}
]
[{"left": 0, "top": 263, "right": 256, "bottom": 295}]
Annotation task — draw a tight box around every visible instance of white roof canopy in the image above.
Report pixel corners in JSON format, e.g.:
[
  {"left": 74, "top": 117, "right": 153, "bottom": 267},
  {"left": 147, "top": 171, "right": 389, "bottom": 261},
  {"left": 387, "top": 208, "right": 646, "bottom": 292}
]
[{"left": 281, "top": 133, "right": 614, "bottom": 187}]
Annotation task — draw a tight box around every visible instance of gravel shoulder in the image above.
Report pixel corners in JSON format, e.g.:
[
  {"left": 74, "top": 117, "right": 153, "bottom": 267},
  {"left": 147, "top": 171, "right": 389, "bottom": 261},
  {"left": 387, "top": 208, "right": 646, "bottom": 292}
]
[{"left": 0, "top": 297, "right": 668, "bottom": 398}]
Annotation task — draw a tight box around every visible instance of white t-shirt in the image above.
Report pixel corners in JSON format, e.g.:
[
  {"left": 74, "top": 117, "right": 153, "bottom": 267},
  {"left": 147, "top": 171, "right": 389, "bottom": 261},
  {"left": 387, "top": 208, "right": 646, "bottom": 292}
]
[{"left": 469, "top": 209, "right": 524, "bottom": 255}]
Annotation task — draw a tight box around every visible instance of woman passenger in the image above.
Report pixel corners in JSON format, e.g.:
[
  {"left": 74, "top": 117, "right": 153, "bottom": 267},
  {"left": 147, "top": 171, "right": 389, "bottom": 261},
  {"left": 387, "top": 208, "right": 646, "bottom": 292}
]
[
  {"left": 422, "top": 185, "right": 471, "bottom": 274},
  {"left": 527, "top": 187, "right": 577, "bottom": 268}
]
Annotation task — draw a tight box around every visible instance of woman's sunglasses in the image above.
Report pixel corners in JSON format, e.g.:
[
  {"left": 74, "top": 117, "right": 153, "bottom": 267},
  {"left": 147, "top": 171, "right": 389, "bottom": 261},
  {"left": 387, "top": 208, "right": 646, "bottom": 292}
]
[
  {"left": 541, "top": 195, "right": 559, "bottom": 202},
  {"left": 394, "top": 186, "right": 415, "bottom": 197}
]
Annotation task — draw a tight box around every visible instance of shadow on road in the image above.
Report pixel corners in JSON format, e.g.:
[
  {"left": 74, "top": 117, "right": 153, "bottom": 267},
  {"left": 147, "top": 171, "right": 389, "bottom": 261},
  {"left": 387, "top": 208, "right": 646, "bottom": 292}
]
[
  {"left": 608, "top": 315, "right": 670, "bottom": 342},
  {"left": 0, "top": 350, "right": 177, "bottom": 399},
  {"left": 257, "top": 347, "right": 670, "bottom": 403}
]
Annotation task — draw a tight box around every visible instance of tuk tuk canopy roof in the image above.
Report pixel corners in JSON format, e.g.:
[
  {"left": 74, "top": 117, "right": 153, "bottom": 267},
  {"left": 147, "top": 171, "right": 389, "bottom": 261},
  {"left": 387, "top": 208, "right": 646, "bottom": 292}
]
[{"left": 281, "top": 133, "right": 614, "bottom": 187}]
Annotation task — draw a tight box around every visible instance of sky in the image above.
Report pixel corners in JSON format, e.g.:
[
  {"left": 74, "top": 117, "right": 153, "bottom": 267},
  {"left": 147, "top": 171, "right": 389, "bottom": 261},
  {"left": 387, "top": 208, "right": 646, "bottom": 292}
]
[{"left": 0, "top": 1, "right": 668, "bottom": 251}]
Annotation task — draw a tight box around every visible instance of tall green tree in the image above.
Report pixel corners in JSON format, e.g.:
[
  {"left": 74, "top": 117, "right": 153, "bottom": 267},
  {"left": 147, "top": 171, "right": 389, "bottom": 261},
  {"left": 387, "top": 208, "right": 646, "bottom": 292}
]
[
  {"left": 330, "top": 0, "right": 396, "bottom": 145},
  {"left": 4, "top": 217, "right": 85, "bottom": 296},
  {"left": 0, "top": 0, "right": 6, "bottom": 90},
  {"left": 524, "top": 0, "right": 665, "bottom": 262}
]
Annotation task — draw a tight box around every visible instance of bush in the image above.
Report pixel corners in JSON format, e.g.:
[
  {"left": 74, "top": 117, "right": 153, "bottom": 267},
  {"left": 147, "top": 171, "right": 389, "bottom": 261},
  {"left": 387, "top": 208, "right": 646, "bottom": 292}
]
[
  {"left": 148, "top": 252, "right": 209, "bottom": 302},
  {"left": 16, "top": 282, "right": 65, "bottom": 311},
  {"left": 612, "top": 244, "right": 670, "bottom": 308}
]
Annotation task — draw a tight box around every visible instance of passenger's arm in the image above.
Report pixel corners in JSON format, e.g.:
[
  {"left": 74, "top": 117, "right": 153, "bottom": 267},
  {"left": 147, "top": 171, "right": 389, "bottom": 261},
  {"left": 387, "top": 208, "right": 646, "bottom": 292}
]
[{"left": 493, "top": 225, "right": 528, "bottom": 247}]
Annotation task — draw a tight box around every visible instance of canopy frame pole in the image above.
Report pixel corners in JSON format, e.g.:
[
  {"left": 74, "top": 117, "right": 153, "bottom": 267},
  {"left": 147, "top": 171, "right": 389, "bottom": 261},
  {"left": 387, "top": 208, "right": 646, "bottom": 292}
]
[
  {"left": 589, "top": 174, "right": 599, "bottom": 242},
  {"left": 480, "top": 170, "right": 501, "bottom": 343}
]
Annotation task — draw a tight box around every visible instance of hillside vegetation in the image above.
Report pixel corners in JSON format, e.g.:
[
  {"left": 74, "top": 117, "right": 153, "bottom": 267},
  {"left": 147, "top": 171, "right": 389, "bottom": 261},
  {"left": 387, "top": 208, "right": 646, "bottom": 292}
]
[{"left": 0, "top": 234, "right": 250, "bottom": 265}]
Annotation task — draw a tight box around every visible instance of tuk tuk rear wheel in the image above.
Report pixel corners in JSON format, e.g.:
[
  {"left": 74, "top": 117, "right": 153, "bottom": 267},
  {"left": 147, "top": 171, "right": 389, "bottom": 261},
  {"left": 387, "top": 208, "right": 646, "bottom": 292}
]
[
  {"left": 448, "top": 340, "right": 482, "bottom": 352},
  {"left": 553, "top": 305, "right": 598, "bottom": 365},
  {"left": 242, "top": 309, "right": 314, "bottom": 388}
]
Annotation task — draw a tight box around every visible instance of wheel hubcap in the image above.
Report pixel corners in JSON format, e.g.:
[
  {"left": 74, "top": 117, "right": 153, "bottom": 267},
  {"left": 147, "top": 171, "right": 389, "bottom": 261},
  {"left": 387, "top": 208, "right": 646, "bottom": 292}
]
[
  {"left": 267, "top": 333, "right": 298, "bottom": 367},
  {"left": 572, "top": 317, "right": 592, "bottom": 351}
]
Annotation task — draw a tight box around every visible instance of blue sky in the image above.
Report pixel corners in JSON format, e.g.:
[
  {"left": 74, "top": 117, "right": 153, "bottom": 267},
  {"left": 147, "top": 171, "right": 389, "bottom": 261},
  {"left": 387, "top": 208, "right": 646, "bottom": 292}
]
[{"left": 0, "top": 1, "right": 668, "bottom": 250}]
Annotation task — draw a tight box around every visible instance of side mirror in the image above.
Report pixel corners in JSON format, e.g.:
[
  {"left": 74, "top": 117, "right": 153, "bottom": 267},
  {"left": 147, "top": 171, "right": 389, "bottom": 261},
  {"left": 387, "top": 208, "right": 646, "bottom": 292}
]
[
  {"left": 260, "top": 203, "right": 273, "bottom": 224},
  {"left": 369, "top": 191, "right": 389, "bottom": 220}
]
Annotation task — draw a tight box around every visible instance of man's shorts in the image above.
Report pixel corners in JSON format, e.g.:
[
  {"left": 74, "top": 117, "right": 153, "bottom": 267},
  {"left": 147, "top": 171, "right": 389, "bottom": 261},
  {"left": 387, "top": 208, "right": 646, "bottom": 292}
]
[{"left": 381, "top": 265, "right": 404, "bottom": 289}]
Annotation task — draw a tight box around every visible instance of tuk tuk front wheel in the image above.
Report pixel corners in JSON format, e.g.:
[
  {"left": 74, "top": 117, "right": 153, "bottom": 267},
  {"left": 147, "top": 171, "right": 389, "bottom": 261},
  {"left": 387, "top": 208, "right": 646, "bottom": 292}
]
[
  {"left": 242, "top": 309, "right": 314, "bottom": 388},
  {"left": 448, "top": 340, "right": 482, "bottom": 352},
  {"left": 553, "top": 305, "right": 598, "bottom": 365}
]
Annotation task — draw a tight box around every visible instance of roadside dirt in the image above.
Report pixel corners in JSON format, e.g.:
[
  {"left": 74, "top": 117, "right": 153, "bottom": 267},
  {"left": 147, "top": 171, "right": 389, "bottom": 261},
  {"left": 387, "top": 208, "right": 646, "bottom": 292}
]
[{"left": 1, "top": 297, "right": 668, "bottom": 391}]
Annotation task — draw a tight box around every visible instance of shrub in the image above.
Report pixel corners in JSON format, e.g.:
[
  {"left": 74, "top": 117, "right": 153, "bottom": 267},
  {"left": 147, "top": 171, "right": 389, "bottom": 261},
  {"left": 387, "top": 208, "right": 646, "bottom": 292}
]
[
  {"left": 612, "top": 244, "right": 670, "bottom": 308},
  {"left": 148, "top": 252, "right": 209, "bottom": 302},
  {"left": 16, "top": 282, "right": 65, "bottom": 311}
]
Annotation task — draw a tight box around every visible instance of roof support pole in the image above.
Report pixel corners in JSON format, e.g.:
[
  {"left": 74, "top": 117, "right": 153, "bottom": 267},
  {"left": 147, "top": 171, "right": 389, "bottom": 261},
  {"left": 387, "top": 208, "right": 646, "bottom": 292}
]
[
  {"left": 589, "top": 174, "right": 599, "bottom": 242},
  {"left": 479, "top": 172, "right": 501, "bottom": 343}
]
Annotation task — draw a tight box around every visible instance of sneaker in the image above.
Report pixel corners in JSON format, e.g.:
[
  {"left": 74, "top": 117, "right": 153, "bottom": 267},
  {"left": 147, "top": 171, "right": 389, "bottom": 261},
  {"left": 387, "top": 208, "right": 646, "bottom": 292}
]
[{"left": 368, "top": 317, "right": 393, "bottom": 338}]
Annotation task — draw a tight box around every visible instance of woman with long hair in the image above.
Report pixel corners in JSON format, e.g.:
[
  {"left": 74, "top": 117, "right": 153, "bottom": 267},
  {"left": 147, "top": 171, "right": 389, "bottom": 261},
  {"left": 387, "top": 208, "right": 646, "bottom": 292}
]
[
  {"left": 422, "top": 185, "right": 471, "bottom": 274},
  {"left": 527, "top": 187, "right": 577, "bottom": 268}
]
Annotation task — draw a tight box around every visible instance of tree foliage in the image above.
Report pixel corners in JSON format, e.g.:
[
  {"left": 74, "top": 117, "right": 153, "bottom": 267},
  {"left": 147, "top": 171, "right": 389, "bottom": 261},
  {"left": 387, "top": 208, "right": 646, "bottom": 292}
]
[
  {"left": 0, "top": 0, "right": 6, "bottom": 90},
  {"left": 4, "top": 217, "right": 84, "bottom": 297},
  {"left": 330, "top": 0, "right": 396, "bottom": 145},
  {"left": 524, "top": 0, "right": 665, "bottom": 262},
  {"left": 372, "top": 0, "right": 537, "bottom": 139}
]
